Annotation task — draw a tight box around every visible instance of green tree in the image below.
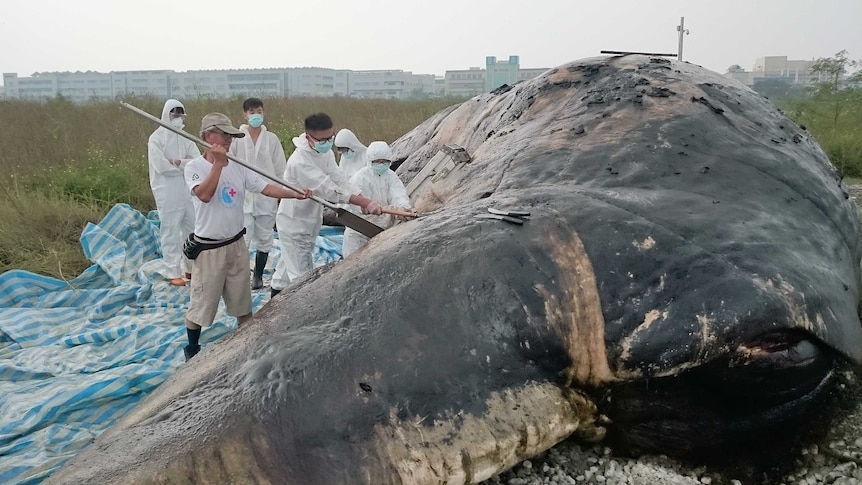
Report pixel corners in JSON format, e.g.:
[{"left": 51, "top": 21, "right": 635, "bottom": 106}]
[
  {"left": 782, "top": 50, "right": 862, "bottom": 177},
  {"left": 808, "top": 50, "right": 861, "bottom": 129},
  {"left": 809, "top": 50, "right": 859, "bottom": 94}
]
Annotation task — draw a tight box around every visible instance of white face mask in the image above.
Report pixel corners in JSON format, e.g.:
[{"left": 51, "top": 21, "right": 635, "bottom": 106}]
[
  {"left": 371, "top": 162, "right": 391, "bottom": 175},
  {"left": 170, "top": 116, "right": 185, "bottom": 128}
]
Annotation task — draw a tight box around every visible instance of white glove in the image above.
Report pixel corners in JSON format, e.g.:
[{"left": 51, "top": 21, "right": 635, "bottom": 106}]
[
  {"left": 364, "top": 201, "right": 383, "bottom": 215},
  {"left": 389, "top": 206, "right": 412, "bottom": 223}
]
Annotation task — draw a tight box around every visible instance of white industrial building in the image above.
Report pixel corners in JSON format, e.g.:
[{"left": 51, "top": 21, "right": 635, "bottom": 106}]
[
  {"left": 1, "top": 55, "right": 552, "bottom": 102},
  {"left": 347, "top": 70, "right": 435, "bottom": 99},
  {"left": 724, "top": 56, "right": 825, "bottom": 88},
  {"left": 2, "top": 67, "right": 431, "bottom": 102}
]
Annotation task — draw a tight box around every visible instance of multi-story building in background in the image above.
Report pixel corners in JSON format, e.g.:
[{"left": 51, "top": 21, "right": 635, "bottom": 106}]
[
  {"left": 347, "top": 70, "right": 435, "bottom": 99},
  {"left": 433, "top": 77, "right": 446, "bottom": 97},
  {"left": 723, "top": 55, "right": 835, "bottom": 99},
  {"left": 334, "top": 70, "right": 350, "bottom": 97},
  {"left": 2, "top": 67, "right": 346, "bottom": 102},
  {"left": 754, "top": 56, "right": 821, "bottom": 85},
  {"left": 724, "top": 56, "right": 822, "bottom": 88},
  {"left": 518, "top": 67, "right": 550, "bottom": 82},
  {"left": 1, "top": 55, "right": 551, "bottom": 102},
  {"left": 444, "top": 67, "right": 486, "bottom": 98},
  {"left": 485, "top": 55, "right": 520, "bottom": 91},
  {"left": 444, "top": 55, "right": 550, "bottom": 97}
]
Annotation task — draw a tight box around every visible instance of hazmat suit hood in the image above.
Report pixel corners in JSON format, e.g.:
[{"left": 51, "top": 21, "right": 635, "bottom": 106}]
[
  {"left": 293, "top": 134, "right": 315, "bottom": 152},
  {"left": 366, "top": 141, "right": 394, "bottom": 163},
  {"left": 334, "top": 129, "right": 369, "bottom": 179},
  {"left": 334, "top": 129, "right": 365, "bottom": 152},
  {"left": 160, "top": 99, "right": 185, "bottom": 124}
]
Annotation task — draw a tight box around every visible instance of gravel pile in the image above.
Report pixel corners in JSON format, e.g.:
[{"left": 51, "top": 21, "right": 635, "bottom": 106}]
[{"left": 484, "top": 371, "right": 862, "bottom": 485}]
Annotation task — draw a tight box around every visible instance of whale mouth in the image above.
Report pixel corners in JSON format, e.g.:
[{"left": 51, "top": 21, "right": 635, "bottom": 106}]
[{"left": 603, "top": 330, "right": 839, "bottom": 460}]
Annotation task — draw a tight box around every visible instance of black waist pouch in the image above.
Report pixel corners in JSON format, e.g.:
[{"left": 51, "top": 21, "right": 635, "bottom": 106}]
[{"left": 183, "top": 228, "right": 246, "bottom": 260}]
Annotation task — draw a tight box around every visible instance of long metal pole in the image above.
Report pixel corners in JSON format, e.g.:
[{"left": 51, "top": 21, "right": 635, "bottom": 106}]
[
  {"left": 677, "top": 17, "right": 685, "bottom": 61},
  {"left": 120, "top": 101, "right": 385, "bottom": 238}
]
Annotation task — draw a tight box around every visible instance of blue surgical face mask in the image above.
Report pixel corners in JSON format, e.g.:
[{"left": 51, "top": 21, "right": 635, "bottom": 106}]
[
  {"left": 342, "top": 150, "right": 355, "bottom": 159},
  {"left": 247, "top": 114, "right": 264, "bottom": 128},
  {"left": 314, "top": 140, "right": 333, "bottom": 154},
  {"left": 371, "top": 162, "right": 391, "bottom": 175}
]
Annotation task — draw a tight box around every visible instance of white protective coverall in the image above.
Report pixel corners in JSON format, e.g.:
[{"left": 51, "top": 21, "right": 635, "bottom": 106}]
[
  {"left": 147, "top": 99, "right": 200, "bottom": 279},
  {"left": 334, "top": 129, "right": 368, "bottom": 179},
  {"left": 271, "top": 135, "right": 359, "bottom": 290},
  {"left": 341, "top": 142, "right": 412, "bottom": 257},
  {"left": 229, "top": 124, "right": 287, "bottom": 253}
]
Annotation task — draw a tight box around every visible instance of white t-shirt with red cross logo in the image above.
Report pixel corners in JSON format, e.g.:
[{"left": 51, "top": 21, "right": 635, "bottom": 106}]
[{"left": 184, "top": 155, "right": 268, "bottom": 239}]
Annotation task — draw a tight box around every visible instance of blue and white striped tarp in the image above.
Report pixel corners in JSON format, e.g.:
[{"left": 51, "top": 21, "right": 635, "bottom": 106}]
[{"left": 0, "top": 203, "right": 343, "bottom": 485}]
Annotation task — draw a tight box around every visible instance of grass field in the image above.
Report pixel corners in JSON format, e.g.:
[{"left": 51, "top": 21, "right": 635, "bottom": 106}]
[
  {"left": 1, "top": 90, "right": 859, "bottom": 279},
  {"left": 0, "top": 96, "right": 460, "bottom": 277},
  {"left": 779, "top": 88, "right": 862, "bottom": 178}
]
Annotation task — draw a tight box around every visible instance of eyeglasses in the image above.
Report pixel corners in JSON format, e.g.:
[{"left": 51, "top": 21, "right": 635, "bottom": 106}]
[
  {"left": 307, "top": 133, "right": 334, "bottom": 143},
  {"left": 170, "top": 108, "right": 185, "bottom": 115},
  {"left": 371, "top": 159, "right": 391, "bottom": 164}
]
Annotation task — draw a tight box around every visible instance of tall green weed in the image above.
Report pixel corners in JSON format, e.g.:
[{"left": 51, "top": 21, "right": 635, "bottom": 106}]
[{"left": 0, "top": 96, "right": 460, "bottom": 277}]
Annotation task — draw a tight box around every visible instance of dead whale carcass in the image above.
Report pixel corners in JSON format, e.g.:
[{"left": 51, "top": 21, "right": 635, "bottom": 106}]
[{"left": 45, "top": 55, "right": 862, "bottom": 484}]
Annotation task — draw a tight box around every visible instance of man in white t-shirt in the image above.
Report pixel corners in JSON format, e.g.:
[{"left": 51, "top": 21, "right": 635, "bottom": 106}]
[{"left": 182, "top": 112, "right": 312, "bottom": 361}]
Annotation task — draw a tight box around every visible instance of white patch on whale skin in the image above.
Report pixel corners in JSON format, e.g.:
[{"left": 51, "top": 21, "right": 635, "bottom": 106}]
[
  {"left": 696, "top": 314, "right": 718, "bottom": 360},
  {"left": 655, "top": 126, "right": 673, "bottom": 149},
  {"left": 371, "top": 383, "right": 602, "bottom": 484},
  {"left": 752, "top": 276, "right": 827, "bottom": 336},
  {"left": 616, "top": 311, "right": 725, "bottom": 379},
  {"left": 617, "top": 309, "right": 668, "bottom": 370},
  {"left": 632, "top": 236, "right": 656, "bottom": 251},
  {"left": 602, "top": 189, "right": 658, "bottom": 206}
]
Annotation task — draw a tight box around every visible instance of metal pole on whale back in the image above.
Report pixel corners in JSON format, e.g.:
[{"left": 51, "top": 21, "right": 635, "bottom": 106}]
[
  {"left": 677, "top": 16, "right": 690, "bottom": 62},
  {"left": 599, "top": 17, "right": 689, "bottom": 60}
]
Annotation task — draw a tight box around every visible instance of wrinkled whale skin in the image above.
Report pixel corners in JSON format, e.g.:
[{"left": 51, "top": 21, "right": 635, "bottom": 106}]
[{"left": 45, "top": 55, "right": 862, "bottom": 484}]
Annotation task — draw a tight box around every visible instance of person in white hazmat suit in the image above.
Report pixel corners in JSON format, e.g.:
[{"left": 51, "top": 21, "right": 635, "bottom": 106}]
[
  {"left": 271, "top": 112, "right": 385, "bottom": 298},
  {"left": 342, "top": 141, "right": 412, "bottom": 257},
  {"left": 334, "top": 128, "right": 368, "bottom": 179},
  {"left": 147, "top": 99, "right": 201, "bottom": 286},
  {"left": 228, "top": 97, "right": 287, "bottom": 290}
]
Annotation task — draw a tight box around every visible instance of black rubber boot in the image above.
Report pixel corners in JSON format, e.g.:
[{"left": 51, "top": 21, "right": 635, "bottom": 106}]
[
  {"left": 271, "top": 287, "right": 282, "bottom": 299},
  {"left": 252, "top": 251, "right": 269, "bottom": 290},
  {"left": 183, "top": 344, "right": 201, "bottom": 362}
]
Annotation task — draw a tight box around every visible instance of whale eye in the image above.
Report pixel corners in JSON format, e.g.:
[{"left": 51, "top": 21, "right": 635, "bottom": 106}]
[
  {"left": 706, "top": 331, "right": 831, "bottom": 406},
  {"left": 603, "top": 330, "right": 837, "bottom": 458}
]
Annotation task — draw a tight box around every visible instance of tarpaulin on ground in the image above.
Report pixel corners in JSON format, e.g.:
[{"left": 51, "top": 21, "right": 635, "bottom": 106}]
[{"left": 0, "top": 203, "right": 343, "bottom": 485}]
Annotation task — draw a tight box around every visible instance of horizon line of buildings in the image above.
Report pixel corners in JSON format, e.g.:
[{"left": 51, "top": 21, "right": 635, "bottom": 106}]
[
  {"left": 1, "top": 56, "right": 550, "bottom": 103},
  {"left": 1, "top": 54, "right": 844, "bottom": 104}
]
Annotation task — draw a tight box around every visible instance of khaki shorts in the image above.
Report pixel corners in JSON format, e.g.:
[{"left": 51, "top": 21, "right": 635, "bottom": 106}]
[{"left": 186, "top": 238, "right": 252, "bottom": 327}]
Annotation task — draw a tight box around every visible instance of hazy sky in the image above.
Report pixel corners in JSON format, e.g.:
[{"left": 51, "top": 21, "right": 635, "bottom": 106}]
[{"left": 1, "top": 0, "right": 859, "bottom": 81}]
